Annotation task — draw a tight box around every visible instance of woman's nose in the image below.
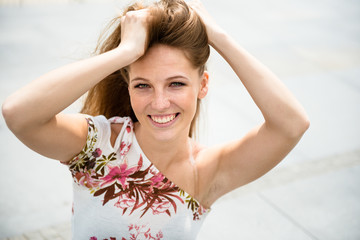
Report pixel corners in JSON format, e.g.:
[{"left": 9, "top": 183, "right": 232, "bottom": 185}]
[{"left": 151, "top": 90, "right": 170, "bottom": 110}]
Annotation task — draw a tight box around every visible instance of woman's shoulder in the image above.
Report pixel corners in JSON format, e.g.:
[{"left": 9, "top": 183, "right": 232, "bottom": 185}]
[
  {"left": 73, "top": 115, "right": 134, "bottom": 149},
  {"left": 64, "top": 115, "right": 133, "bottom": 165}
]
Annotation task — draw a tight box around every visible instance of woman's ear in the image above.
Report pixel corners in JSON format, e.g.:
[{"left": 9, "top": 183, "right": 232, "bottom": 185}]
[{"left": 198, "top": 71, "right": 209, "bottom": 99}]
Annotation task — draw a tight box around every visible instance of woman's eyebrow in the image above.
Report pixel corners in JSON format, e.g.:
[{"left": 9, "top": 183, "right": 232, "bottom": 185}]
[
  {"left": 130, "top": 75, "right": 189, "bottom": 83},
  {"left": 166, "top": 75, "right": 189, "bottom": 81},
  {"left": 130, "top": 77, "right": 149, "bottom": 83}
]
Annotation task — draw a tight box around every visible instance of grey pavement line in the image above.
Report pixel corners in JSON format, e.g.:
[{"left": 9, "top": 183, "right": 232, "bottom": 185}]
[
  {"left": 1, "top": 221, "right": 71, "bottom": 240},
  {"left": 221, "top": 148, "right": 360, "bottom": 199},
  {"left": 257, "top": 192, "right": 320, "bottom": 240}
]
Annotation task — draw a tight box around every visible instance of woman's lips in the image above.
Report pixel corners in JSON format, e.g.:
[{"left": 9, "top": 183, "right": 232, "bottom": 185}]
[{"left": 148, "top": 113, "right": 179, "bottom": 127}]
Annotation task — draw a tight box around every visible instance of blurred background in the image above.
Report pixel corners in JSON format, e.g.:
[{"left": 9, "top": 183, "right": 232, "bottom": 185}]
[{"left": 0, "top": 0, "right": 359, "bottom": 239}]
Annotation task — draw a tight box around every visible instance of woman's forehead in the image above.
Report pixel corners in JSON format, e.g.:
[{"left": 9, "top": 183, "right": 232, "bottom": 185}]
[{"left": 129, "top": 44, "right": 198, "bottom": 79}]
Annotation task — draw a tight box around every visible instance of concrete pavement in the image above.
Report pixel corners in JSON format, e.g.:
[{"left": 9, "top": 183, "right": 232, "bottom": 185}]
[{"left": 0, "top": 0, "right": 359, "bottom": 239}]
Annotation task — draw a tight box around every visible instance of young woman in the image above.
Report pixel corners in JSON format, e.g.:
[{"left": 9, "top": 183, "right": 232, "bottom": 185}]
[{"left": 2, "top": 0, "right": 309, "bottom": 239}]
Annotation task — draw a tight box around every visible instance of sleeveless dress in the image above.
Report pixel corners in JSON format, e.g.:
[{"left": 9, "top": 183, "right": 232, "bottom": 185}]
[{"left": 64, "top": 115, "right": 210, "bottom": 240}]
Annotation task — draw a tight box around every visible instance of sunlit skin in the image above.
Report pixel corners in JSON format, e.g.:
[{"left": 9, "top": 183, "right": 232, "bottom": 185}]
[
  {"left": 1, "top": 0, "right": 309, "bottom": 212},
  {"left": 128, "top": 44, "right": 208, "bottom": 145}
]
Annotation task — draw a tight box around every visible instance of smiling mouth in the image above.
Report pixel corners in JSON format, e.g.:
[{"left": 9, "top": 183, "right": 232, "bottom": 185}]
[{"left": 148, "top": 113, "right": 179, "bottom": 124}]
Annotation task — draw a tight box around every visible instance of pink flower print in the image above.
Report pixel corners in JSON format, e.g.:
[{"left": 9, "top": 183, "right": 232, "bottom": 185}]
[
  {"left": 100, "top": 165, "right": 133, "bottom": 189},
  {"left": 150, "top": 172, "right": 165, "bottom": 188},
  {"left": 156, "top": 231, "right": 163, "bottom": 239},
  {"left": 100, "top": 157, "right": 142, "bottom": 190},
  {"left": 151, "top": 199, "right": 171, "bottom": 215},
  {"left": 126, "top": 224, "right": 163, "bottom": 240},
  {"left": 90, "top": 237, "right": 116, "bottom": 240},
  {"left": 128, "top": 224, "right": 134, "bottom": 231},
  {"left": 92, "top": 148, "right": 102, "bottom": 158},
  {"left": 75, "top": 171, "right": 99, "bottom": 188},
  {"left": 114, "top": 195, "right": 135, "bottom": 209},
  {"left": 120, "top": 142, "right": 132, "bottom": 158},
  {"left": 120, "top": 142, "right": 126, "bottom": 151}
]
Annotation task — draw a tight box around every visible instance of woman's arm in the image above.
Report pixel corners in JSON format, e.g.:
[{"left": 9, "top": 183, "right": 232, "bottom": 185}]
[
  {"left": 2, "top": 9, "right": 150, "bottom": 162},
  {"left": 190, "top": 1, "right": 310, "bottom": 205}
]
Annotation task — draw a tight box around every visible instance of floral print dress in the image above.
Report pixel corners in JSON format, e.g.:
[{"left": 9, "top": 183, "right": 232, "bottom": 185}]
[{"left": 64, "top": 115, "right": 210, "bottom": 240}]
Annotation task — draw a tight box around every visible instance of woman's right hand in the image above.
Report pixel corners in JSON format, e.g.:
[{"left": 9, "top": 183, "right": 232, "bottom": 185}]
[{"left": 119, "top": 9, "right": 151, "bottom": 62}]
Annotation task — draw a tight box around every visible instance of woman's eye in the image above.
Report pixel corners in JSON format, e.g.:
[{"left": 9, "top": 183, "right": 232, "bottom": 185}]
[
  {"left": 134, "top": 83, "right": 149, "bottom": 89},
  {"left": 170, "top": 82, "right": 185, "bottom": 87}
]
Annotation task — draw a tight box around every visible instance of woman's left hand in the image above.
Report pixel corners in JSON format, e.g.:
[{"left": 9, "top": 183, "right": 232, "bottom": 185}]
[{"left": 188, "top": 0, "right": 225, "bottom": 47}]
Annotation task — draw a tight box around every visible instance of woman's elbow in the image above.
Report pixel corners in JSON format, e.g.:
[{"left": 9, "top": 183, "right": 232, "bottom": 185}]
[
  {"left": 2, "top": 98, "right": 25, "bottom": 134},
  {"left": 290, "top": 114, "right": 310, "bottom": 139},
  {"left": 300, "top": 116, "right": 310, "bottom": 133}
]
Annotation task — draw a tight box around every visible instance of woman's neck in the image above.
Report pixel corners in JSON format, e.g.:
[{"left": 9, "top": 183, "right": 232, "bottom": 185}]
[{"left": 134, "top": 122, "right": 191, "bottom": 171}]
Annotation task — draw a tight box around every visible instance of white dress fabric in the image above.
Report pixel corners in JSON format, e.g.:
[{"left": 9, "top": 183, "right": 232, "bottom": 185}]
[{"left": 65, "top": 115, "right": 210, "bottom": 240}]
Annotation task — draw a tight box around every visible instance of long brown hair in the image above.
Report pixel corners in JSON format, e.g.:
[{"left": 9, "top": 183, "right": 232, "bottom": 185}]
[{"left": 81, "top": 0, "right": 210, "bottom": 137}]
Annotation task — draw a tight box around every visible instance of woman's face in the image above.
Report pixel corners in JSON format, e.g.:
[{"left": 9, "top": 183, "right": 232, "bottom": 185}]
[{"left": 128, "top": 44, "right": 208, "bottom": 142}]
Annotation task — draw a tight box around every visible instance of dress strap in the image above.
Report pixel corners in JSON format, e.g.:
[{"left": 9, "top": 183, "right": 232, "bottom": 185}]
[
  {"left": 188, "top": 140, "right": 199, "bottom": 199},
  {"left": 108, "top": 116, "right": 133, "bottom": 159}
]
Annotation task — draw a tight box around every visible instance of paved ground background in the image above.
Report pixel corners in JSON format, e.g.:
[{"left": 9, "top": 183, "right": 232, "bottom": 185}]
[{"left": 0, "top": 0, "right": 359, "bottom": 239}]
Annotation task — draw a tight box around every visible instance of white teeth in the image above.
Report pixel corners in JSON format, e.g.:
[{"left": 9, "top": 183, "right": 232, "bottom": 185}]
[{"left": 151, "top": 114, "right": 176, "bottom": 124}]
